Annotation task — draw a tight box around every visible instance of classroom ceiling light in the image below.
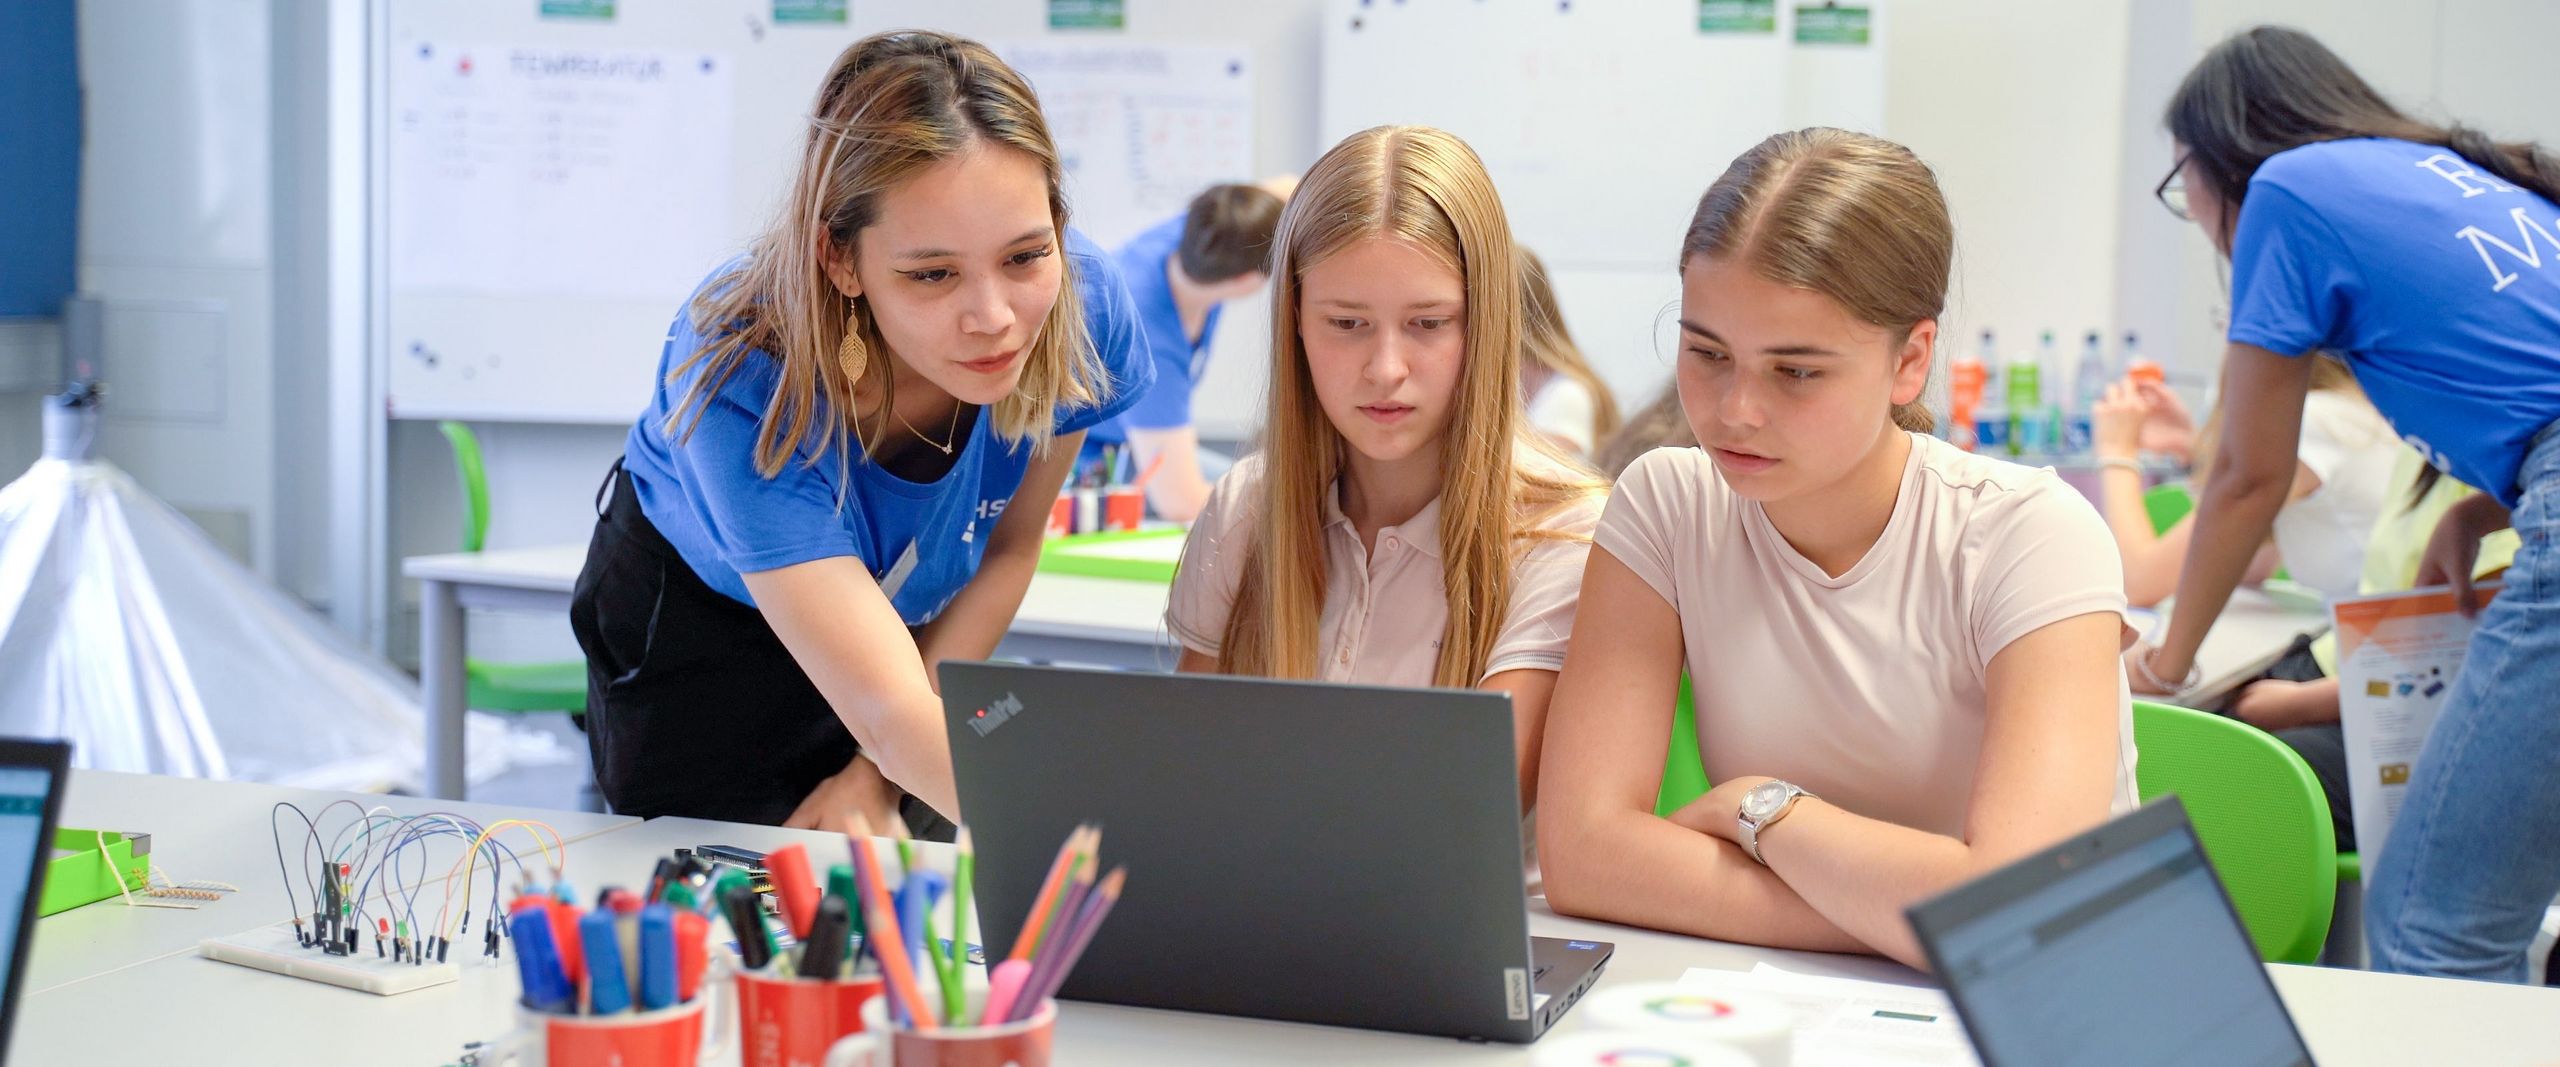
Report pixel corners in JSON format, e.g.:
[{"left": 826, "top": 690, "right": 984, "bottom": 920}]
[{"left": 0, "top": 383, "right": 561, "bottom": 791}]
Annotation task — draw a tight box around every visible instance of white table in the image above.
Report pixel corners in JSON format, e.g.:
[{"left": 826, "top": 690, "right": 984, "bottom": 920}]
[
  {"left": 2156, "top": 586, "right": 2334, "bottom": 706},
  {"left": 18, "top": 775, "right": 2560, "bottom": 1066},
  {"left": 402, "top": 544, "right": 1179, "bottom": 799},
  {"left": 28, "top": 770, "right": 636, "bottom": 996}
]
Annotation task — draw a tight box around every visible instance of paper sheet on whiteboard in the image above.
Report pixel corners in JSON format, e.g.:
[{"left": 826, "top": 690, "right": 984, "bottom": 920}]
[
  {"left": 996, "top": 41, "right": 1254, "bottom": 248},
  {"left": 391, "top": 42, "right": 735, "bottom": 301}
]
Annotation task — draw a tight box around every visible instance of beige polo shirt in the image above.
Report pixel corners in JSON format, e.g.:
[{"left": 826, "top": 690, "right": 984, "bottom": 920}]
[
  {"left": 1167, "top": 450, "right": 1602, "bottom": 686},
  {"left": 1596, "top": 434, "right": 2141, "bottom": 837}
]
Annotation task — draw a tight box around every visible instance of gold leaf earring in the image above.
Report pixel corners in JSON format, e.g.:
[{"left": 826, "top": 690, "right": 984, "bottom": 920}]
[{"left": 836, "top": 297, "right": 868, "bottom": 383}]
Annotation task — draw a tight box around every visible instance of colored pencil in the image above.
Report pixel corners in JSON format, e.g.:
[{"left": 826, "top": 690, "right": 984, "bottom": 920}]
[
  {"left": 1015, "top": 866, "right": 1126, "bottom": 1022},
  {"left": 948, "top": 826, "right": 975, "bottom": 1022},
  {"left": 1015, "top": 861, "right": 1094, "bottom": 1020},
  {"left": 1005, "top": 825, "right": 1087, "bottom": 963},
  {"left": 850, "top": 837, "right": 937, "bottom": 1030}
]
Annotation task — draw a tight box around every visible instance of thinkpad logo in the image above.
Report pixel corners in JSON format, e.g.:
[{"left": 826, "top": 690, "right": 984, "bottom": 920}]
[{"left": 968, "top": 692, "right": 1026, "bottom": 737}]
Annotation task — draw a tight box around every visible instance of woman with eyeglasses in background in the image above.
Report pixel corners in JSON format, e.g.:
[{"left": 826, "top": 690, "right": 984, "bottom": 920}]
[{"left": 2128, "top": 26, "right": 2560, "bottom": 983}]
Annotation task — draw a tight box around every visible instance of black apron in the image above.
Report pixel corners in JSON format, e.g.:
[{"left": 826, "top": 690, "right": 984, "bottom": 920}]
[{"left": 570, "top": 461, "right": 952, "bottom": 839}]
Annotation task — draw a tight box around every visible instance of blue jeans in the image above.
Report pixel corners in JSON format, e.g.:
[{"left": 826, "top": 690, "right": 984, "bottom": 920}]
[{"left": 2367, "top": 420, "right": 2560, "bottom": 981}]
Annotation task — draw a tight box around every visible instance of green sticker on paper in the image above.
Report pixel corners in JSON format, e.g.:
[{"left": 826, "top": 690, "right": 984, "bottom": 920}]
[
  {"left": 1698, "top": 0, "right": 1777, "bottom": 34},
  {"left": 773, "top": 0, "right": 846, "bottom": 24},
  {"left": 1794, "top": 4, "right": 1871, "bottom": 45},
  {"left": 539, "top": 0, "right": 614, "bottom": 21},
  {"left": 1048, "top": 0, "right": 1125, "bottom": 30}
]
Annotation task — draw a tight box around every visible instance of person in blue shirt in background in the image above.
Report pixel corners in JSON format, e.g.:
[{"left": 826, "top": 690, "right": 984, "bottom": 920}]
[
  {"left": 2124, "top": 26, "right": 2560, "bottom": 983},
  {"left": 568, "top": 32, "right": 1148, "bottom": 836},
  {"left": 1084, "top": 180, "right": 1290, "bottom": 521}
]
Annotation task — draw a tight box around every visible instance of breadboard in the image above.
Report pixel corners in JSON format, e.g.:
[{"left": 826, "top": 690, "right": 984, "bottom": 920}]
[{"left": 200, "top": 923, "right": 461, "bottom": 995}]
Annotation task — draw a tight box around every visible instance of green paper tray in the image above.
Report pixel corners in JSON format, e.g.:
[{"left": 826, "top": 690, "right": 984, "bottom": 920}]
[
  {"left": 42, "top": 829, "right": 150, "bottom": 917},
  {"left": 1036, "top": 527, "right": 1186, "bottom": 585}
]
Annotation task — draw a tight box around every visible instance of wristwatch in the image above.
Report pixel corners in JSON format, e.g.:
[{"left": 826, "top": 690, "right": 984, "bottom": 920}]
[{"left": 1738, "top": 780, "right": 1816, "bottom": 866}]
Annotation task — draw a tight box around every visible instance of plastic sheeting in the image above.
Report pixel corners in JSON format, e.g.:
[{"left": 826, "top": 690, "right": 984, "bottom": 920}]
[{"left": 0, "top": 391, "right": 563, "bottom": 792}]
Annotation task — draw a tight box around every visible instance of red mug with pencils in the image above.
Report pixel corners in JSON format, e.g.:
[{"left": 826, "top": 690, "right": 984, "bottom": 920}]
[
  {"left": 735, "top": 969, "right": 887, "bottom": 1067},
  {"left": 477, "top": 999, "right": 728, "bottom": 1067},
  {"left": 823, "top": 995, "right": 1057, "bottom": 1067},
  {"left": 1102, "top": 487, "right": 1143, "bottom": 532}
]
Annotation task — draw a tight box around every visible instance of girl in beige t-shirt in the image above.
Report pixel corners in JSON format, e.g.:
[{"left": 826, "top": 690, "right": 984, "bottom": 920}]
[
  {"left": 1166, "top": 125, "right": 1606, "bottom": 815},
  {"left": 1538, "top": 129, "right": 2138, "bottom": 970}
]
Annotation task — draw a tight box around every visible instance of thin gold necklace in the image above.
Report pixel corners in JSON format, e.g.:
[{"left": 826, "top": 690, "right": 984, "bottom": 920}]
[{"left": 893, "top": 399, "right": 963, "bottom": 455}]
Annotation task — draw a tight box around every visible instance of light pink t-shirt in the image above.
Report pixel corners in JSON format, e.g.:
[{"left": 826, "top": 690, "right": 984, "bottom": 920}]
[
  {"left": 1167, "top": 450, "right": 1603, "bottom": 686},
  {"left": 1596, "top": 435, "right": 2140, "bottom": 838}
]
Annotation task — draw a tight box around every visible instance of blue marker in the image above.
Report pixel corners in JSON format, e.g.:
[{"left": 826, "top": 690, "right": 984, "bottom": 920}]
[
  {"left": 637, "top": 904, "right": 678, "bottom": 1011},
  {"left": 508, "top": 909, "right": 574, "bottom": 1014},
  {"left": 579, "top": 911, "right": 631, "bottom": 1015},
  {"left": 896, "top": 872, "right": 945, "bottom": 986}
]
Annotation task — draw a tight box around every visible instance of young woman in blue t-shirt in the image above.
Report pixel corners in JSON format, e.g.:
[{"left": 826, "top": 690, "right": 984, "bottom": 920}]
[
  {"left": 2125, "top": 26, "right": 2560, "bottom": 982},
  {"left": 568, "top": 32, "right": 1148, "bottom": 834}
]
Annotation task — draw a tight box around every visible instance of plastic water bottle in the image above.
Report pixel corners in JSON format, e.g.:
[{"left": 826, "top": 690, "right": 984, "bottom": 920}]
[
  {"left": 1971, "top": 330, "right": 2009, "bottom": 454},
  {"left": 1949, "top": 354, "right": 1986, "bottom": 451},
  {"left": 2064, "top": 329, "right": 2108, "bottom": 457},
  {"left": 2007, "top": 332, "right": 2050, "bottom": 458}
]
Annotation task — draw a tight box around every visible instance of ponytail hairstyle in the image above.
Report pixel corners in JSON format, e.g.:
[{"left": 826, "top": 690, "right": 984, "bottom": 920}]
[
  {"left": 2166, "top": 26, "right": 2560, "bottom": 241},
  {"left": 1216, "top": 125, "right": 1604, "bottom": 688},
  {"left": 668, "top": 31, "right": 1108, "bottom": 479},
  {"left": 1680, "top": 127, "right": 1951, "bottom": 434}
]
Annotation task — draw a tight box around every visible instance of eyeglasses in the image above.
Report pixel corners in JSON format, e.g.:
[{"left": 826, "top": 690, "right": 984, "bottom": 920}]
[{"left": 2156, "top": 152, "right": 2193, "bottom": 222}]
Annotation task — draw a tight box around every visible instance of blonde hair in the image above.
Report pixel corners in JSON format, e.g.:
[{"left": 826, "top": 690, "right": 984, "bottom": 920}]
[
  {"left": 667, "top": 31, "right": 1108, "bottom": 478},
  {"left": 1680, "top": 128, "right": 1950, "bottom": 434},
  {"left": 1518, "top": 248, "right": 1623, "bottom": 444},
  {"left": 1216, "top": 126, "right": 1604, "bottom": 688}
]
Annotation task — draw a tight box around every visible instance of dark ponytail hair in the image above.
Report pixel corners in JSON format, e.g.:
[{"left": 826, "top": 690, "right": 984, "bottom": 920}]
[{"left": 2166, "top": 26, "right": 2560, "bottom": 234}]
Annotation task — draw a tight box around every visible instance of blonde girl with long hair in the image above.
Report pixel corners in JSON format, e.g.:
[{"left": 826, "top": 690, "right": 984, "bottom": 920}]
[
  {"left": 1165, "top": 126, "right": 1606, "bottom": 831},
  {"left": 570, "top": 31, "right": 1150, "bottom": 834},
  {"left": 1539, "top": 129, "right": 2136, "bottom": 967},
  {"left": 2092, "top": 356, "right": 2397, "bottom": 608},
  {"left": 1517, "top": 248, "right": 1623, "bottom": 459}
]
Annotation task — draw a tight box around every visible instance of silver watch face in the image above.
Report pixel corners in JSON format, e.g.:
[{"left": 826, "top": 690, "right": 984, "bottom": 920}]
[{"left": 1742, "top": 780, "right": 1793, "bottom": 821}]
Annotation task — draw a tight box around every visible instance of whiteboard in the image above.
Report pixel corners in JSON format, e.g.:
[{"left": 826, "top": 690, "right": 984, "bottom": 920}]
[
  {"left": 1316, "top": 0, "right": 1885, "bottom": 417},
  {"left": 380, "top": 0, "right": 1266, "bottom": 424}
]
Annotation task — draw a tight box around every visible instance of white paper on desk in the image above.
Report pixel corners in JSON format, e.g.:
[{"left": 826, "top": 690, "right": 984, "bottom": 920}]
[
  {"left": 1677, "top": 965, "right": 1979, "bottom": 1066},
  {"left": 2334, "top": 583, "right": 2497, "bottom": 867}
]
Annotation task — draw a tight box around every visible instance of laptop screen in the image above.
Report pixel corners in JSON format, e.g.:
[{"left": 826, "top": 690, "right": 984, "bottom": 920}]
[
  {"left": 1920, "top": 816, "right": 2311, "bottom": 1067},
  {"left": 0, "top": 766, "right": 52, "bottom": 984}
]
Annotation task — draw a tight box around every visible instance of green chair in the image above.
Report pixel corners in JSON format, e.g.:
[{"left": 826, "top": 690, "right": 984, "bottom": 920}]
[
  {"left": 2133, "top": 699, "right": 2337, "bottom": 963},
  {"left": 2143, "top": 481, "right": 2194, "bottom": 535},
  {"left": 438, "top": 421, "right": 589, "bottom": 715},
  {"left": 2144, "top": 481, "right": 2292, "bottom": 582},
  {"left": 1655, "top": 676, "right": 1710, "bottom": 817}
]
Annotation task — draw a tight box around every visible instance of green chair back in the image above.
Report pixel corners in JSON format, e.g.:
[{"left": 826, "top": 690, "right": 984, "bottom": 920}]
[
  {"left": 436, "top": 419, "right": 586, "bottom": 716},
  {"left": 2143, "top": 481, "right": 2193, "bottom": 536},
  {"left": 2132, "top": 700, "right": 2336, "bottom": 963},
  {"left": 438, "top": 420, "right": 492, "bottom": 554},
  {"left": 1655, "top": 676, "right": 1710, "bottom": 817}
]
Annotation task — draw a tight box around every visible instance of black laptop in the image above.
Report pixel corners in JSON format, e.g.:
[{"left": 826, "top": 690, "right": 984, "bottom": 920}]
[
  {"left": 1907, "top": 797, "right": 2316, "bottom": 1067},
  {"left": 940, "top": 662, "right": 1612, "bottom": 1043},
  {"left": 0, "top": 740, "right": 72, "bottom": 1054}
]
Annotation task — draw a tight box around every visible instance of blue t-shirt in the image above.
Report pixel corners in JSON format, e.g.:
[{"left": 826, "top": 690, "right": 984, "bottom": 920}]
[
  {"left": 1087, "top": 214, "right": 1224, "bottom": 449},
  {"left": 2228, "top": 137, "right": 2560, "bottom": 506},
  {"left": 621, "top": 228, "right": 1150, "bottom": 622}
]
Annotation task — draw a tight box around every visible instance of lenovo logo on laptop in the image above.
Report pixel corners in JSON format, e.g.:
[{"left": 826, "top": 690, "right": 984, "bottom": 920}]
[{"left": 967, "top": 692, "right": 1026, "bottom": 737}]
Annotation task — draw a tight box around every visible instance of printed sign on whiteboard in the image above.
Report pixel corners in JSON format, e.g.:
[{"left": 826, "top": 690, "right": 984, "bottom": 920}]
[
  {"left": 390, "top": 42, "right": 735, "bottom": 302},
  {"left": 996, "top": 42, "right": 1255, "bottom": 249}
]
